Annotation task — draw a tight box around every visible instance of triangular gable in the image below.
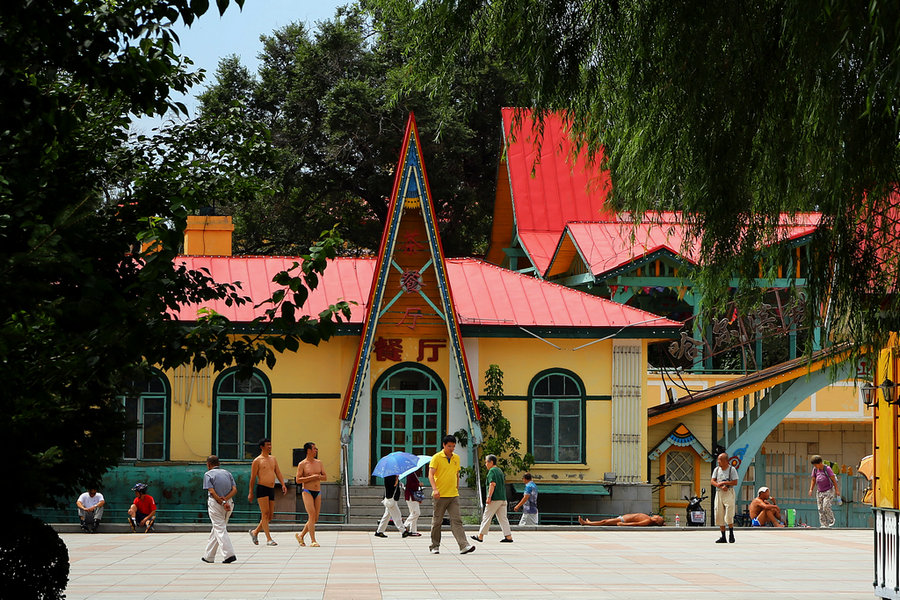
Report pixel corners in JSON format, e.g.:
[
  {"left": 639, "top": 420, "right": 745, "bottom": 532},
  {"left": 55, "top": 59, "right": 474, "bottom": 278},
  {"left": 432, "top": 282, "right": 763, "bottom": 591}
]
[
  {"left": 545, "top": 227, "right": 590, "bottom": 279},
  {"left": 648, "top": 423, "right": 714, "bottom": 462},
  {"left": 340, "top": 113, "right": 481, "bottom": 440}
]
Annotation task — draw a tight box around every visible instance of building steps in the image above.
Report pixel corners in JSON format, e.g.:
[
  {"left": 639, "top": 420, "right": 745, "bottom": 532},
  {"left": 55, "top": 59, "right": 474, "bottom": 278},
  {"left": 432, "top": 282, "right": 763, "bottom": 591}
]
[{"left": 341, "top": 485, "right": 482, "bottom": 525}]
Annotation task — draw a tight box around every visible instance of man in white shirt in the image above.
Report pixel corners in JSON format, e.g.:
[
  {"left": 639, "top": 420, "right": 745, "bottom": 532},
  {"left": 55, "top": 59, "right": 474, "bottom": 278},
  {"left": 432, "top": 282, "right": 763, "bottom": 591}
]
[
  {"left": 202, "top": 455, "right": 237, "bottom": 563},
  {"left": 76, "top": 488, "right": 105, "bottom": 533},
  {"left": 711, "top": 452, "right": 738, "bottom": 543}
]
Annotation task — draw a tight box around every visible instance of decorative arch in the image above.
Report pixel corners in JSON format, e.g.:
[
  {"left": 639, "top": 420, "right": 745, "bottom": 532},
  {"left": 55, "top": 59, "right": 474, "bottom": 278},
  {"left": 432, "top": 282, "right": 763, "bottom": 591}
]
[
  {"left": 527, "top": 368, "right": 587, "bottom": 464},
  {"left": 370, "top": 362, "right": 447, "bottom": 478},
  {"left": 648, "top": 423, "right": 714, "bottom": 462},
  {"left": 212, "top": 367, "right": 271, "bottom": 461}
]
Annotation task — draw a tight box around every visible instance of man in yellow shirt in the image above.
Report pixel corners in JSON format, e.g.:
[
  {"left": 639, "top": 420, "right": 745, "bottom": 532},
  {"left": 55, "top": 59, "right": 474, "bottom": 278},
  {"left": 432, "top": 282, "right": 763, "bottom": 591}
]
[{"left": 428, "top": 435, "right": 476, "bottom": 555}]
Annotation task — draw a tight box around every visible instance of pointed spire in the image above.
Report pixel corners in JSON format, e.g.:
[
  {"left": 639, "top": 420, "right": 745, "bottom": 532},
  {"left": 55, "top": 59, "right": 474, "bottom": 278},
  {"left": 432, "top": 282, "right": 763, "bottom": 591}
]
[{"left": 341, "top": 114, "right": 481, "bottom": 442}]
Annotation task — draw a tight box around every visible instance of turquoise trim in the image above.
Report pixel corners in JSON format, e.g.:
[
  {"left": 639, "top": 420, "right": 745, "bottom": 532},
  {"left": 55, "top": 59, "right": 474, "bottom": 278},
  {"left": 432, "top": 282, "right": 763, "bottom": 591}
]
[
  {"left": 212, "top": 367, "right": 272, "bottom": 461},
  {"left": 725, "top": 358, "right": 853, "bottom": 485}
]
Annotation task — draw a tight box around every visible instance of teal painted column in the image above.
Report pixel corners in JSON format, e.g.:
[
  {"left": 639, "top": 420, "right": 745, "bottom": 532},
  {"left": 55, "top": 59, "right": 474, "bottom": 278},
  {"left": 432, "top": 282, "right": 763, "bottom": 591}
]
[{"left": 726, "top": 359, "right": 853, "bottom": 486}]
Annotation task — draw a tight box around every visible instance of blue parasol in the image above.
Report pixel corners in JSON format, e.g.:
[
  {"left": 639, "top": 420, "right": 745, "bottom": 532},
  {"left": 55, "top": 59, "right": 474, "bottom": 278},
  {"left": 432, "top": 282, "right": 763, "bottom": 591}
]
[
  {"left": 398, "top": 455, "right": 432, "bottom": 479},
  {"left": 372, "top": 451, "right": 423, "bottom": 477}
]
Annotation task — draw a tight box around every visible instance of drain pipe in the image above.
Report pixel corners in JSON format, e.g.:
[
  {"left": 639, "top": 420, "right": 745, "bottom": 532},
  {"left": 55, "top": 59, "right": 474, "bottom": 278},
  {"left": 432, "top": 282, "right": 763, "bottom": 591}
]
[{"left": 340, "top": 440, "right": 351, "bottom": 524}]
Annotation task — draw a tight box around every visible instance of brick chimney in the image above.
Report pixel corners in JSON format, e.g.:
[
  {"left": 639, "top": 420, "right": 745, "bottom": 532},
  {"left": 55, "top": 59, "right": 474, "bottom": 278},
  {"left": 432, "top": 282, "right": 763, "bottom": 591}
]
[{"left": 183, "top": 215, "right": 234, "bottom": 256}]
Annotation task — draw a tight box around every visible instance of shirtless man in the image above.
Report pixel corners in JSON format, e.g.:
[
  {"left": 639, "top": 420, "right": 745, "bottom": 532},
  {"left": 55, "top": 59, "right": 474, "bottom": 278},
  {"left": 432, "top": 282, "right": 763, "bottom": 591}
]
[
  {"left": 578, "top": 513, "right": 665, "bottom": 527},
  {"left": 294, "top": 441, "right": 326, "bottom": 547},
  {"left": 750, "top": 486, "right": 786, "bottom": 527},
  {"left": 248, "top": 437, "right": 287, "bottom": 546}
]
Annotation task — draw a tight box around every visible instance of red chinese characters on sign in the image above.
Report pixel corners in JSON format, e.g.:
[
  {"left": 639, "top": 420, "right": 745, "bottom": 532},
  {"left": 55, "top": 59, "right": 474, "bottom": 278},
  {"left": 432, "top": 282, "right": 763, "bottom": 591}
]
[
  {"left": 857, "top": 358, "right": 872, "bottom": 379},
  {"left": 417, "top": 339, "right": 447, "bottom": 362},
  {"left": 398, "top": 307, "right": 423, "bottom": 330},
  {"left": 400, "top": 270, "right": 423, "bottom": 293},
  {"left": 373, "top": 337, "right": 403, "bottom": 361},
  {"left": 399, "top": 233, "right": 426, "bottom": 254}
]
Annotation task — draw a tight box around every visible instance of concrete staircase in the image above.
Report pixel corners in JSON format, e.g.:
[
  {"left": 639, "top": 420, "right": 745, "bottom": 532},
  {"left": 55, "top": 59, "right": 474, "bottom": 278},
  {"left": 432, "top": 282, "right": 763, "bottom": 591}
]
[{"left": 342, "top": 485, "right": 482, "bottom": 526}]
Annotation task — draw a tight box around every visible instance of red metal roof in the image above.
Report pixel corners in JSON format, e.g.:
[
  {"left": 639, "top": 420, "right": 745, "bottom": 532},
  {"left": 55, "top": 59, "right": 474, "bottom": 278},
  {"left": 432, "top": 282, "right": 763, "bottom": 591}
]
[
  {"left": 173, "top": 255, "right": 679, "bottom": 330},
  {"left": 446, "top": 258, "right": 680, "bottom": 329},
  {"left": 558, "top": 214, "right": 820, "bottom": 279},
  {"left": 501, "top": 109, "right": 823, "bottom": 277},
  {"left": 502, "top": 108, "right": 613, "bottom": 274}
]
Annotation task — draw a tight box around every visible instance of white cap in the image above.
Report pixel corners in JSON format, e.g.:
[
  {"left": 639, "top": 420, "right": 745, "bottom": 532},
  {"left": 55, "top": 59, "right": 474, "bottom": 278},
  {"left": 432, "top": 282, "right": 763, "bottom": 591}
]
[{"left": 758, "top": 486, "right": 769, "bottom": 494}]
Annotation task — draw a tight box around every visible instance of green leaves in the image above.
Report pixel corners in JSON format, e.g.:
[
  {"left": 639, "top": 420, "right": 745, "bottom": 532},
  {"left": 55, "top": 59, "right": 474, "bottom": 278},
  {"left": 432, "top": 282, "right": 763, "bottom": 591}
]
[
  {"left": 379, "top": 0, "right": 900, "bottom": 357},
  {"left": 196, "top": 7, "right": 522, "bottom": 256}
]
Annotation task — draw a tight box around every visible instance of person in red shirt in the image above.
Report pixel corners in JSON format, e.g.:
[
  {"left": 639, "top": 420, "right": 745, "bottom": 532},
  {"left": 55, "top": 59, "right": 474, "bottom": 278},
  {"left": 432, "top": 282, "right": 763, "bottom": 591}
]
[{"left": 127, "top": 482, "right": 157, "bottom": 533}]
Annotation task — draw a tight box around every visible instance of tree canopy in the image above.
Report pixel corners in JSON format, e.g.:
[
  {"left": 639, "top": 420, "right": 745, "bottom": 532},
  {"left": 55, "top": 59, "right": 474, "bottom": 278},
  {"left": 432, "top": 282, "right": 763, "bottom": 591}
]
[
  {"left": 1, "top": 0, "right": 348, "bottom": 511},
  {"left": 196, "top": 6, "right": 524, "bottom": 256},
  {"left": 374, "top": 0, "right": 900, "bottom": 355}
]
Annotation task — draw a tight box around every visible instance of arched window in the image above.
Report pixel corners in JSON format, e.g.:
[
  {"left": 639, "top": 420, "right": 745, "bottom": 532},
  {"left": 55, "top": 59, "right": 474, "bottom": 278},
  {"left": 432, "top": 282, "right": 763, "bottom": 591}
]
[
  {"left": 213, "top": 369, "right": 271, "bottom": 460},
  {"left": 122, "top": 370, "right": 170, "bottom": 461},
  {"left": 529, "top": 370, "right": 585, "bottom": 463}
]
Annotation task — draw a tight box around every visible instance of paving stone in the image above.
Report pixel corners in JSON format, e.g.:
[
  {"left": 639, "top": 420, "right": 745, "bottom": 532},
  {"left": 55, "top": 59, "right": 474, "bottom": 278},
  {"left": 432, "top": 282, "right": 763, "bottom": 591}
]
[{"left": 61, "top": 528, "right": 872, "bottom": 599}]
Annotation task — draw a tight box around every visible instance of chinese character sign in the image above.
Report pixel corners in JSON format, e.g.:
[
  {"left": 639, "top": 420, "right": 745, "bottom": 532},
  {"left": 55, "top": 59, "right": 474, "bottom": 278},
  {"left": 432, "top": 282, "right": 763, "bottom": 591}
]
[
  {"left": 373, "top": 337, "right": 403, "bottom": 361},
  {"left": 399, "top": 233, "right": 426, "bottom": 254},
  {"left": 400, "top": 270, "right": 423, "bottom": 293},
  {"left": 417, "top": 339, "right": 447, "bottom": 362}
]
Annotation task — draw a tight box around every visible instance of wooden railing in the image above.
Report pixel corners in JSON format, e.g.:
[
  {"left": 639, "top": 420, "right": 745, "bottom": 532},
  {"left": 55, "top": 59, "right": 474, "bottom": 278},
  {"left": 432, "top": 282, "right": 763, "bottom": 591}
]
[{"left": 876, "top": 507, "right": 900, "bottom": 599}]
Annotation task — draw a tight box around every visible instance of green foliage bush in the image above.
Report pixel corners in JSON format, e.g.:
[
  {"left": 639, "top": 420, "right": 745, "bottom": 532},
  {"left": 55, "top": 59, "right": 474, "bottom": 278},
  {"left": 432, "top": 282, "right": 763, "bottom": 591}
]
[{"left": 0, "top": 514, "right": 68, "bottom": 600}]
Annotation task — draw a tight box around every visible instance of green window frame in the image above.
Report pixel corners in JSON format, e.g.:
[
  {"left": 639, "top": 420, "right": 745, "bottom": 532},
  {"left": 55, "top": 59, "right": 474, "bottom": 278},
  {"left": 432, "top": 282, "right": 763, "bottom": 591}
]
[
  {"left": 529, "top": 369, "right": 585, "bottom": 463},
  {"left": 121, "top": 370, "right": 170, "bottom": 461},
  {"left": 213, "top": 368, "right": 271, "bottom": 461}
]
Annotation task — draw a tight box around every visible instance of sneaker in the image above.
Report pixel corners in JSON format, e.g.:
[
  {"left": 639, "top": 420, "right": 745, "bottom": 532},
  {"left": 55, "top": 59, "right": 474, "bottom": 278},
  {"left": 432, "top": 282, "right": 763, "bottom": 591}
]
[
  {"left": 409, "top": 532, "right": 422, "bottom": 537},
  {"left": 470, "top": 535, "right": 483, "bottom": 543},
  {"left": 223, "top": 555, "right": 237, "bottom": 564},
  {"left": 500, "top": 538, "right": 514, "bottom": 543},
  {"left": 374, "top": 531, "right": 388, "bottom": 538},
  {"left": 429, "top": 547, "right": 440, "bottom": 554},
  {"left": 266, "top": 540, "right": 278, "bottom": 546},
  {"left": 249, "top": 530, "right": 259, "bottom": 545},
  {"left": 201, "top": 557, "right": 213, "bottom": 563},
  {"left": 460, "top": 545, "right": 476, "bottom": 554},
  {"left": 402, "top": 530, "right": 411, "bottom": 538}
]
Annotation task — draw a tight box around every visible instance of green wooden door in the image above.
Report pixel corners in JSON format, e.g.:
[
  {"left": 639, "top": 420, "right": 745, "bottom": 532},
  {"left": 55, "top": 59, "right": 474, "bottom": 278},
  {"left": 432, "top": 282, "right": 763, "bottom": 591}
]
[{"left": 374, "top": 367, "right": 443, "bottom": 484}]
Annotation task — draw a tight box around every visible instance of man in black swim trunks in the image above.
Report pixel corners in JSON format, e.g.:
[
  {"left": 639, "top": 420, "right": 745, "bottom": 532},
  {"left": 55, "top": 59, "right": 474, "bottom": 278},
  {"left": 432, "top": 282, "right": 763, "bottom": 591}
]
[
  {"left": 295, "top": 441, "right": 326, "bottom": 547},
  {"left": 248, "top": 438, "right": 287, "bottom": 546}
]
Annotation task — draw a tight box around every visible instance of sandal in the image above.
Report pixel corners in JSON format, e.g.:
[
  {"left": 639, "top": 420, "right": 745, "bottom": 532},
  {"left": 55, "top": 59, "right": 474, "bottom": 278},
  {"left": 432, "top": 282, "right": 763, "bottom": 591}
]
[
  {"left": 310, "top": 542, "right": 320, "bottom": 547},
  {"left": 295, "top": 533, "right": 305, "bottom": 547}
]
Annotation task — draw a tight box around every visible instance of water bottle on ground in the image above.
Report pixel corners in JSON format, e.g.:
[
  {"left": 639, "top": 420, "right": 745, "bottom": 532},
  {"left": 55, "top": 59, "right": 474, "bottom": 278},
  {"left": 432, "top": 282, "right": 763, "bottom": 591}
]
[{"left": 675, "top": 515, "right": 680, "bottom": 527}]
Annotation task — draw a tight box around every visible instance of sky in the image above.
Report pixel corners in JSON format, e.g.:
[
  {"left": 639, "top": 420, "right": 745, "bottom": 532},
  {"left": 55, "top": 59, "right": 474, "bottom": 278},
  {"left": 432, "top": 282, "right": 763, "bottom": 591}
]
[{"left": 131, "top": 0, "right": 346, "bottom": 132}]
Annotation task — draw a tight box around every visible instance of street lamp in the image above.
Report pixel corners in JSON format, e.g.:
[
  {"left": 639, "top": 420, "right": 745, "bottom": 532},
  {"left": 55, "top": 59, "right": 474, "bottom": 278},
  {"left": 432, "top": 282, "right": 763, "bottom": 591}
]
[
  {"left": 861, "top": 380, "right": 898, "bottom": 407},
  {"left": 881, "top": 379, "right": 898, "bottom": 405},
  {"left": 862, "top": 382, "right": 878, "bottom": 408}
]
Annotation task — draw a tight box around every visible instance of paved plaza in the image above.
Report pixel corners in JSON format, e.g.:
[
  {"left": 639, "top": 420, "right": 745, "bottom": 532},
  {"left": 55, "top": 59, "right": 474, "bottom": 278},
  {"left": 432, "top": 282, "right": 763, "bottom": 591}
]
[{"left": 62, "top": 526, "right": 873, "bottom": 599}]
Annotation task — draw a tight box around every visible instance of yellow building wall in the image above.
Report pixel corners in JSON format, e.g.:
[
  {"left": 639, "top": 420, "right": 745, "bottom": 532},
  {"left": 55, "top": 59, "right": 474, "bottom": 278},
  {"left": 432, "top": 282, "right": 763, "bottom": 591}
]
[
  {"left": 164, "top": 335, "right": 359, "bottom": 483},
  {"left": 874, "top": 343, "right": 900, "bottom": 508},
  {"left": 160, "top": 332, "right": 657, "bottom": 487},
  {"left": 647, "top": 372, "right": 866, "bottom": 422},
  {"left": 474, "top": 337, "right": 643, "bottom": 482}
]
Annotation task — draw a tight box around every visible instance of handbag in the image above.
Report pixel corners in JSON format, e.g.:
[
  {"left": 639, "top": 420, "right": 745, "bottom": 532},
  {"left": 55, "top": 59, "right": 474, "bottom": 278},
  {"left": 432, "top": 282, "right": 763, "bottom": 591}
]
[{"left": 412, "top": 489, "right": 425, "bottom": 502}]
